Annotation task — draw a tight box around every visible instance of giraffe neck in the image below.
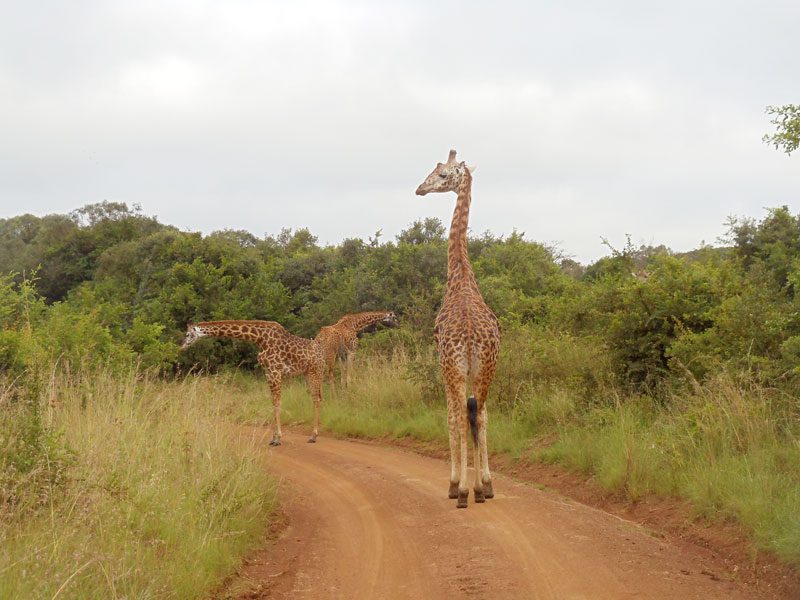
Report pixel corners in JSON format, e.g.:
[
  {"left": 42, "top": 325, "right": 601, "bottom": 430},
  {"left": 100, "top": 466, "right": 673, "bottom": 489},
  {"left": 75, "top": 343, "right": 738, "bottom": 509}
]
[
  {"left": 196, "top": 321, "right": 267, "bottom": 346},
  {"left": 339, "top": 311, "right": 390, "bottom": 332},
  {"left": 447, "top": 172, "right": 479, "bottom": 290}
]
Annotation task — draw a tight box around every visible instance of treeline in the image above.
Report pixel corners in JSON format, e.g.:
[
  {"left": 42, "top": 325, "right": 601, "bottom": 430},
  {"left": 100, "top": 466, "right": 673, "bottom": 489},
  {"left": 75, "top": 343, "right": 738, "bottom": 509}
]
[{"left": 2, "top": 201, "right": 800, "bottom": 395}]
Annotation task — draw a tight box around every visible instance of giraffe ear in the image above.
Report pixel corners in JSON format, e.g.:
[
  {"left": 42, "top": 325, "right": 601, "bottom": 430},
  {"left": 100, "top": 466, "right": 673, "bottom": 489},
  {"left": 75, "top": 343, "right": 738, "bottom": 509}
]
[{"left": 467, "top": 165, "right": 476, "bottom": 174}]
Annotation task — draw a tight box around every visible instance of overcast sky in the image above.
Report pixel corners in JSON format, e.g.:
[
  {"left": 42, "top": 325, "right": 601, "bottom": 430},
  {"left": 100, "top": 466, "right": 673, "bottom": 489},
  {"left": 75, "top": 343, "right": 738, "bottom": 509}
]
[{"left": 0, "top": 1, "right": 797, "bottom": 263}]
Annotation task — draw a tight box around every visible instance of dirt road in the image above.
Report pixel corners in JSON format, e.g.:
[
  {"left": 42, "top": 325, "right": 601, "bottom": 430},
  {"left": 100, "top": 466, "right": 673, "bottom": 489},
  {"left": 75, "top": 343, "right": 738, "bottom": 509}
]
[{"left": 228, "top": 430, "right": 774, "bottom": 600}]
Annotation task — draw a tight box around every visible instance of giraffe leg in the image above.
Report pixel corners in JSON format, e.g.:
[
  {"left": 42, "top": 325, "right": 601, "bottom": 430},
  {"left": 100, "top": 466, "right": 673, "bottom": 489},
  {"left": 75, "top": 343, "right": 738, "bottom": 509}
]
[
  {"left": 307, "top": 371, "right": 322, "bottom": 443},
  {"left": 344, "top": 351, "right": 355, "bottom": 387},
  {"left": 443, "top": 370, "right": 464, "bottom": 500},
  {"left": 457, "top": 396, "right": 470, "bottom": 508},
  {"left": 471, "top": 397, "right": 485, "bottom": 503},
  {"left": 473, "top": 377, "right": 494, "bottom": 499},
  {"left": 268, "top": 375, "right": 282, "bottom": 446},
  {"left": 479, "top": 404, "right": 493, "bottom": 498},
  {"left": 327, "top": 363, "right": 336, "bottom": 390},
  {"left": 447, "top": 404, "right": 460, "bottom": 499},
  {"left": 442, "top": 365, "right": 470, "bottom": 508}
]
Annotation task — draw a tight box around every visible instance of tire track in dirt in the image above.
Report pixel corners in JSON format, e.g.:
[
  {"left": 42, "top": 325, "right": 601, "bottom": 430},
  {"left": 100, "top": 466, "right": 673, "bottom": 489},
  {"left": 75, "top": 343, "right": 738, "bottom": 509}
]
[{"left": 225, "top": 430, "right": 779, "bottom": 600}]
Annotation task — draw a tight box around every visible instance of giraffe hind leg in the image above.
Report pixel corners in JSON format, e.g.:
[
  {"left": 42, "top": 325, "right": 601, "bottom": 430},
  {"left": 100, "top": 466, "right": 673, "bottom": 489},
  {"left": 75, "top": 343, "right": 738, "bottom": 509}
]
[
  {"left": 468, "top": 396, "right": 485, "bottom": 503},
  {"left": 443, "top": 370, "right": 465, "bottom": 502},
  {"left": 473, "top": 376, "right": 494, "bottom": 499}
]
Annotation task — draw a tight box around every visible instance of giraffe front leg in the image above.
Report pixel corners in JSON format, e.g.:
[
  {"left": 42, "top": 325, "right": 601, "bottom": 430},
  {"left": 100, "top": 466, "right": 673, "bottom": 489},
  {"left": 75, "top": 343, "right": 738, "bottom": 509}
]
[
  {"left": 268, "top": 376, "right": 283, "bottom": 446},
  {"left": 307, "top": 371, "right": 322, "bottom": 443},
  {"left": 327, "top": 364, "right": 336, "bottom": 389},
  {"left": 343, "top": 351, "right": 355, "bottom": 387}
]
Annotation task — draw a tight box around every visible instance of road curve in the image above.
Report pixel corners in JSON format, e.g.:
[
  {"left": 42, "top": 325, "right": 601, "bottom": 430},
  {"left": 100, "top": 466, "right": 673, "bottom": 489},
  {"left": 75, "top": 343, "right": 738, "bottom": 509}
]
[{"left": 229, "top": 430, "right": 767, "bottom": 600}]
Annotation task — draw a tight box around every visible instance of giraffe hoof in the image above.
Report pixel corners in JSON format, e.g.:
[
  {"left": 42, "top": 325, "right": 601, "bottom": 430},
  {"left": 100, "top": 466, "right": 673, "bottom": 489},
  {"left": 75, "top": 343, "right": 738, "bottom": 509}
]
[
  {"left": 474, "top": 490, "right": 486, "bottom": 503},
  {"left": 456, "top": 491, "right": 469, "bottom": 508},
  {"left": 307, "top": 436, "right": 317, "bottom": 443},
  {"left": 269, "top": 439, "right": 281, "bottom": 447},
  {"left": 483, "top": 481, "right": 494, "bottom": 499},
  {"left": 448, "top": 482, "right": 459, "bottom": 499}
]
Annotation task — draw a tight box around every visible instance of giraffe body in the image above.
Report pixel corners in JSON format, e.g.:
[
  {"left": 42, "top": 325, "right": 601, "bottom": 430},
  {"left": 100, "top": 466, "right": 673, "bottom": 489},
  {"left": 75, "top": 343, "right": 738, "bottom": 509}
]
[
  {"left": 315, "top": 311, "right": 398, "bottom": 386},
  {"left": 416, "top": 149, "right": 500, "bottom": 508},
  {"left": 181, "top": 320, "right": 325, "bottom": 445}
]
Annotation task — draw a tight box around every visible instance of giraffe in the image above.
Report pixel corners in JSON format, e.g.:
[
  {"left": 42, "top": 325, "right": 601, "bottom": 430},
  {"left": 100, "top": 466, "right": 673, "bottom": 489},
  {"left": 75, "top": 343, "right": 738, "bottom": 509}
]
[
  {"left": 315, "top": 311, "right": 398, "bottom": 386},
  {"left": 181, "top": 320, "right": 325, "bottom": 446},
  {"left": 416, "top": 149, "right": 501, "bottom": 508}
]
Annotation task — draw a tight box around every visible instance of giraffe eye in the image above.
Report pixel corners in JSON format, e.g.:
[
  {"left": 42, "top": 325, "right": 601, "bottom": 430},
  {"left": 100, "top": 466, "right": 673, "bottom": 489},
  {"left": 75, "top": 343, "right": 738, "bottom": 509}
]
[{"left": 438, "top": 173, "right": 447, "bottom": 179}]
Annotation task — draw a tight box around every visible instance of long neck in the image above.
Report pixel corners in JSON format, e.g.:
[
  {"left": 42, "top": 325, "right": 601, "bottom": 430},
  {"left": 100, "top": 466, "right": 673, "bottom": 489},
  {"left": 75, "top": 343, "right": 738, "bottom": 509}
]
[
  {"left": 339, "top": 311, "right": 389, "bottom": 332},
  {"left": 447, "top": 172, "right": 478, "bottom": 289},
  {"left": 196, "top": 321, "right": 267, "bottom": 345}
]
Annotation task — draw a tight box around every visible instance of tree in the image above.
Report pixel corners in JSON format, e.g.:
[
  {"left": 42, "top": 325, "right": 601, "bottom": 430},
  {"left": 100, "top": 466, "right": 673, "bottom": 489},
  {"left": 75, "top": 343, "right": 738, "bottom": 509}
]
[{"left": 763, "top": 104, "right": 800, "bottom": 155}]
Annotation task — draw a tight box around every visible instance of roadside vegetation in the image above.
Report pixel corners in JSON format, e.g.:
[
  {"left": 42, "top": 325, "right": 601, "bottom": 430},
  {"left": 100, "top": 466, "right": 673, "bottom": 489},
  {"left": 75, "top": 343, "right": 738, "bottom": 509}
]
[
  {"left": 2, "top": 200, "right": 800, "bottom": 595},
  {"left": 0, "top": 365, "right": 277, "bottom": 599}
]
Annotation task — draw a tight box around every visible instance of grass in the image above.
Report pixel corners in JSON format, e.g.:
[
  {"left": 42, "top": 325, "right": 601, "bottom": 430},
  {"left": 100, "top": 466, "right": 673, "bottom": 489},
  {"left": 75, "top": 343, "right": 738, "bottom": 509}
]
[
  {"left": 0, "top": 368, "right": 278, "bottom": 600},
  {"left": 5, "top": 349, "right": 796, "bottom": 598},
  {"left": 536, "top": 377, "right": 800, "bottom": 565},
  {"left": 230, "top": 354, "right": 800, "bottom": 569}
]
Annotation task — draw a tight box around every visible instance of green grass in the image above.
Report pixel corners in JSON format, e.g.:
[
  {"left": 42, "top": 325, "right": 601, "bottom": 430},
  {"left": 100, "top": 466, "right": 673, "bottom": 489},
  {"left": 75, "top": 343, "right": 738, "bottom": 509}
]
[
  {"left": 223, "top": 357, "right": 448, "bottom": 444},
  {"left": 0, "top": 369, "right": 278, "bottom": 600},
  {"left": 230, "top": 355, "right": 800, "bottom": 568}
]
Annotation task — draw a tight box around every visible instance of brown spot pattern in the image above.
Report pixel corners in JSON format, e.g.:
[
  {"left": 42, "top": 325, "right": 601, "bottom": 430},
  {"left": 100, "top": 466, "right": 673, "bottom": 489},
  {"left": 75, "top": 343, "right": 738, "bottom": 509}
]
[{"left": 182, "top": 320, "right": 325, "bottom": 444}]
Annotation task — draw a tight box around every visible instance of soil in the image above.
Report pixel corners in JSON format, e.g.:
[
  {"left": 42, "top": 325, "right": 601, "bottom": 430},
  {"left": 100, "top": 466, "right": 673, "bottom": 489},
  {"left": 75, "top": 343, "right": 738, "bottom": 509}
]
[{"left": 217, "top": 429, "right": 799, "bottom": 599}]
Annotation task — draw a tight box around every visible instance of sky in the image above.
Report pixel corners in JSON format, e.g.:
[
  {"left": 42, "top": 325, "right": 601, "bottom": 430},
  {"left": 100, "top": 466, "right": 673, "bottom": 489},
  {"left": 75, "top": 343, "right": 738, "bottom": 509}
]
[{"left": 0, "top": 0, "right": 797, "bottom": 264}]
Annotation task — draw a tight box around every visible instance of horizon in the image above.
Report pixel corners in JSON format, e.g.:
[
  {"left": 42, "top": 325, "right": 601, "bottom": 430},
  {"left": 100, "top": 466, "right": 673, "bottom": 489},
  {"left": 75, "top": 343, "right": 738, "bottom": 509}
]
[{"left": 2, "top": 197, "right": 754, "bottom": 266}]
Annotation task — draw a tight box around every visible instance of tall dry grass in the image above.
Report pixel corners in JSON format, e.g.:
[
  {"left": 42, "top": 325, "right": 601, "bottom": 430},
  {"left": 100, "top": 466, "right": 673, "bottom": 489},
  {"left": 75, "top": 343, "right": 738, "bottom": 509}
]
[{"left": 0, "top": 367, "right": 277, "bottom": 600}]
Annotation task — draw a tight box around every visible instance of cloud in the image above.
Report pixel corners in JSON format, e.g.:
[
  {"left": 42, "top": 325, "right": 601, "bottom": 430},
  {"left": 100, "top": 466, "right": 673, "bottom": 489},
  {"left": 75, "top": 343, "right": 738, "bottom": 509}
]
[
  {"left": 118, "top": 56, "right": 205, "bottom": 107},
  {"left": 0, "top": 1, "right": 797, "bottom": 263}
]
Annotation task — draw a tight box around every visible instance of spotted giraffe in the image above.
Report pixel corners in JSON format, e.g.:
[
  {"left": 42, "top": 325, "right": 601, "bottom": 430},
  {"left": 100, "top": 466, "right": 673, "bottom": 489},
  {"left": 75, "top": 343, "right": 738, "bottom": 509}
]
[
  {"left": 315, "top": 311, "right": 398, "bottom": 386},
  {"left": 416, "top": 149, "right": 500, "bottom": 508},
  {"left": 181, "top": 320, "right": 325, "bottom": 446}
]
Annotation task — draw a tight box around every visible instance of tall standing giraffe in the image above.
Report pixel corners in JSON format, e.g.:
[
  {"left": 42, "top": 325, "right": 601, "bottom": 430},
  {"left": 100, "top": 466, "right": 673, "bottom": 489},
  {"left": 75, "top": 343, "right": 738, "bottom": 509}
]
[
  {"left": 416, "top": 149, "right": 500, "bottom": 508},
  {"left": 315, "top": 311, "right": 398, "bottom": 386},
  {"left": 181, "top": 320, "right": 325, "bottom": 446}
]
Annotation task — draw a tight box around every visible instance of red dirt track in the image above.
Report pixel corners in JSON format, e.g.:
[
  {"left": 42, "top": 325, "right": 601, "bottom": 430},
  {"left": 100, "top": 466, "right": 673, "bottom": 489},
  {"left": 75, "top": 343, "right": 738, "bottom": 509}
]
[{"left": 225, "top": 430, "right": 789, "bottom": 600}]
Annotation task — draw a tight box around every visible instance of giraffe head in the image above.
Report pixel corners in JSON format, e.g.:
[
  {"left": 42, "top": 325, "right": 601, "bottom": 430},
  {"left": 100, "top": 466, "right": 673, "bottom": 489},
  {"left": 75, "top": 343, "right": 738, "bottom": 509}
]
[
  {"left": 415, "top": 149, "right": 475, "bottom": 196},
  {"left": 382, "top": 311, "right": 399, "bottom": 328},
  {"left": 181, "top": 324, "right": 206, "bottom": 350}
]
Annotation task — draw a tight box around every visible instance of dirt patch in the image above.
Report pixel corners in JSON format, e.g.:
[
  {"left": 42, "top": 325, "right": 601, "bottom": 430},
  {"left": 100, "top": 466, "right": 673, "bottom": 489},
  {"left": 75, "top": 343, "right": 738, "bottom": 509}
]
[
  {"left": 349, "top": 432, "right": 800, "bottom": 599},
  {"left": 218, "top": 428, "right": 798, "bottom": 599}
]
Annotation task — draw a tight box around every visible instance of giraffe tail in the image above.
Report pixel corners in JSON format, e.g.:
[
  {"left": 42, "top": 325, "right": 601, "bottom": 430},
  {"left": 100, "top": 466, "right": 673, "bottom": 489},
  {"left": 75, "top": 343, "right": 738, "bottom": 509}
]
[{"left": 467, "top": 396, "right": 478, "bottom": 447}]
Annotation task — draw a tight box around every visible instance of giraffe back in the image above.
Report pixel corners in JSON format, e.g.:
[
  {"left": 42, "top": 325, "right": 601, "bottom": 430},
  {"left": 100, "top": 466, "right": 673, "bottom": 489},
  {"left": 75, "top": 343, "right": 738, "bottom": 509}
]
[
  {"left": 190, "top": 320, "right": 324, "bottom": 378},
  {"left": 435, "top": 287, "right": 500, "bottom": 380}
]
